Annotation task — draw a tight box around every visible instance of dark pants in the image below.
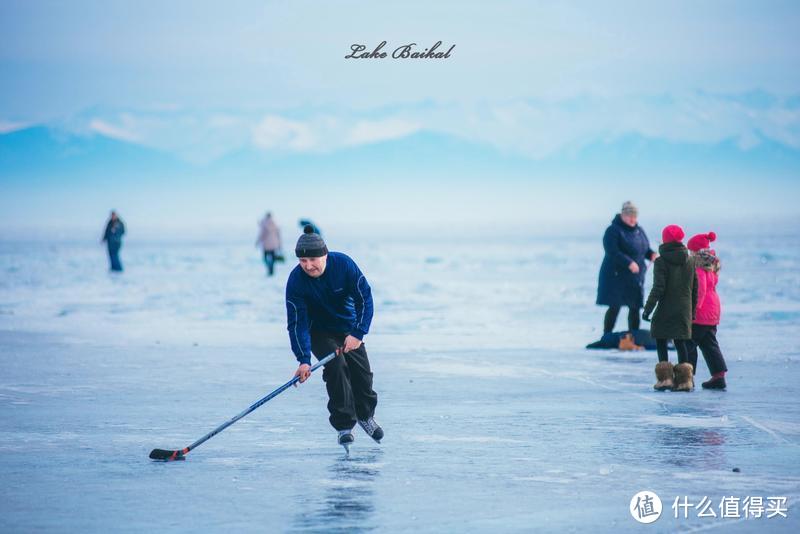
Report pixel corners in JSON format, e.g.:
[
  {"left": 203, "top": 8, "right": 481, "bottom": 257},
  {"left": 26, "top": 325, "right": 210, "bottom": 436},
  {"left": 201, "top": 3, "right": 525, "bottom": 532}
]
[
  {"left": 656, "top": 338, "right": 690, "bottom": 365},
  {"left": 263, "top": 250, "right": 276, "bottom": 276},
  {"left": 107, "top": 243, "right": 123, "bottom": 272},
  {"left": 604, "top": 305, "right": 640, "bottom": 333},
  {"left": 687, "top": 324, "right": 727, "bottom": 376},
  {"left": 311, "top": 330, "right": 378, "bottom": 431}
]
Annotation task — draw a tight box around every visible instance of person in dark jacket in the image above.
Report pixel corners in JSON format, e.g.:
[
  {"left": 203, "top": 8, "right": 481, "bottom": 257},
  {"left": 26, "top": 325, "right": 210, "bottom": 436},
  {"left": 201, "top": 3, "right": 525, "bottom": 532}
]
[
  {"left": 643, "top": 225, "right": 698, "bottom": 392},
  {"left": 298, "top": 218, "right": 321, "bottom": 236},
  {"left": 286, "top": 226, "right": 382, "bottom": 449},
  {"left": 597, "top": 201, "right": 657, "bottom": 333},
  {"left": 101, "top": 211, "right": 125, "bottom": 272}
]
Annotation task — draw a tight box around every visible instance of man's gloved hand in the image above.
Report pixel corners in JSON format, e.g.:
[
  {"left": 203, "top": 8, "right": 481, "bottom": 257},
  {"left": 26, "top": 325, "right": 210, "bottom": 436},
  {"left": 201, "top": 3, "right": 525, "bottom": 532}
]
[{"left": 642, "top": 313, "right": 651, "bottom": 322}]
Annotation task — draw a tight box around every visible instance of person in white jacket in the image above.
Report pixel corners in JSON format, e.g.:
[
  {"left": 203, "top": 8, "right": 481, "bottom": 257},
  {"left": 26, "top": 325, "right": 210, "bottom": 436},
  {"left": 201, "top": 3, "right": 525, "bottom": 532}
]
[{"left": 255, "top": 212, "right": 282, "bottom": 276}]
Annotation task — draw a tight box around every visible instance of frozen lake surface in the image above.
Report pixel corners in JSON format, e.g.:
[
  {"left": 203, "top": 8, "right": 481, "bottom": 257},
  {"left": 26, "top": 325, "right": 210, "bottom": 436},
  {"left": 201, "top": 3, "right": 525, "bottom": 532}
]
[{"left": 1, "top": 229, "right": 799, "bottom": 531}]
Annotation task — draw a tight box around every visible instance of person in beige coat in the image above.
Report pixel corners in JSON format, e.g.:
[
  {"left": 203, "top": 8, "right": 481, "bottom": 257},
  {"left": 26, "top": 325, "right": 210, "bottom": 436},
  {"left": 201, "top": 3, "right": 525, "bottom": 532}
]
[{"left": 256, "top": 212, "right": 282, "bottom": 276}]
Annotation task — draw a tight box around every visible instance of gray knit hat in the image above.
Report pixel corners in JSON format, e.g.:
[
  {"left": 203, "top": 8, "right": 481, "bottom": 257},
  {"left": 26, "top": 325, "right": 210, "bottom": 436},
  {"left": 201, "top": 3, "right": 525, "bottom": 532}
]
[
  {"left": 621, "top": 201, "right": 638, "bottom": 216},
  {"left": 295, "top": 225, "right": 328, "bottom": 258}
]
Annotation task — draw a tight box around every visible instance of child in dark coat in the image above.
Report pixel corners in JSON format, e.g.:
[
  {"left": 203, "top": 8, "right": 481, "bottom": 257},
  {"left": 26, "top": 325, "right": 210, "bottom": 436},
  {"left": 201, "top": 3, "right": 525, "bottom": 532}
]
[
  {"left": 686, "top": 232, "right": 728, "bottom": 390},
  {"left": 643, "top": 225, "right": 698, "bottom": 391}
]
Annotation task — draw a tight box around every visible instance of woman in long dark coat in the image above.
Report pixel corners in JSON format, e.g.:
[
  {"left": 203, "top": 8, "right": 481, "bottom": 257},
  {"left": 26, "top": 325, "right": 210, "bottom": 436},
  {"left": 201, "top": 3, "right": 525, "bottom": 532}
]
[
  {"left": 596, "top": 201, "right": 657, "bottom": 333},
  {"left": 643, "top": 225, "right": 698, "bottom": 392}
]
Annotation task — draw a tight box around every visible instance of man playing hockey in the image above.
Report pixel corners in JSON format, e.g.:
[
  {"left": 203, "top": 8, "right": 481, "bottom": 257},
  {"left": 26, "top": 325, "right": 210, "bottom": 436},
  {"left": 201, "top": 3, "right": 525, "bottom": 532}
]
[{"left": 286, "top": 225, "right": 383, "bottom": 450}]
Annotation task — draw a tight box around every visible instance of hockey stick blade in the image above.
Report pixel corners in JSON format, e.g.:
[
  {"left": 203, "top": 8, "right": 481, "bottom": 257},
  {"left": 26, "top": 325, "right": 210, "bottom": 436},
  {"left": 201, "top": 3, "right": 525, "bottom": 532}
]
[{"left": 149, "top": 447, "right": 188, "bottom": 461}]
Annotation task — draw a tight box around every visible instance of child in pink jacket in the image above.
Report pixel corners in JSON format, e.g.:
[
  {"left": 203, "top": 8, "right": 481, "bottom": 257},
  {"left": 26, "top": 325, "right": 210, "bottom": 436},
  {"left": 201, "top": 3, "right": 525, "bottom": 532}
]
[{"left": 687, "top": 232, "right": 728, "bottom": 389}]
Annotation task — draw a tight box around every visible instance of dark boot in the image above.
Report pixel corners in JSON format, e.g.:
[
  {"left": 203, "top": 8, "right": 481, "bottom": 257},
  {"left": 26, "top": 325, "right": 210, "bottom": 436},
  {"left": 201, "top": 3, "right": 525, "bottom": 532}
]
[{"left": 702, "top": 375, "right": 727, "bottom": 390}]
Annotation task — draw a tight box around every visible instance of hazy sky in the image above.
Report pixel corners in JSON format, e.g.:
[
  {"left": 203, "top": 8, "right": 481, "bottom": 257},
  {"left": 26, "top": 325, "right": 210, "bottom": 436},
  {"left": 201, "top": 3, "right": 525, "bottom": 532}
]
[
  {"left": 1, "top": 1, "right": 799, "bottom": 233},
  {"left": 3, "top": 0, "right": 799, "bottom": 118}
]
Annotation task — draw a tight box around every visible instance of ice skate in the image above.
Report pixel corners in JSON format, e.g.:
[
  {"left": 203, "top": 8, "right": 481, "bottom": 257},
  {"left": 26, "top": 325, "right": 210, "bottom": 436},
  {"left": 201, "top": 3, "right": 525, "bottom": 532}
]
[
  {"left": 358, "top": 416, "right": 384, "bottom": 443},
  {"left": 338, "top": 429, "right": 354, "bottom": 454},
  {"left": 672, "top": 363, "right": 694, "bottom": 392},
  {"left": 653, "top": 362, "right": 674, "bottom": 391}
]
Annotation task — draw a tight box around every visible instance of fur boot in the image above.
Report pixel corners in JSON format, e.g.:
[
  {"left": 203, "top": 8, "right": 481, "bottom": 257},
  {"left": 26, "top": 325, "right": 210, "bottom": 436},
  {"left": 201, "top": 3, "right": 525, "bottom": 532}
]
[
  {"left": 653, "top": 362, "right": 674, "bottom": 391},
  {"left": 672, "top": 363, "right": 694, "bottom": 392}
]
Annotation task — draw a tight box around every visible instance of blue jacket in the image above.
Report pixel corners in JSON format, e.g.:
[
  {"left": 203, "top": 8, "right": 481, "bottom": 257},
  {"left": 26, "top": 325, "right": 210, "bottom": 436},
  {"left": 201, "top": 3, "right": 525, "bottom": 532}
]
[
  {"left": 103, "top": 220, "right": 125, "bottom": 247},
  {"left": 596, "top": 214, "right": 655, "bottom": 308},
  {"left": 285, "top": 252, "right": 373, "bottom": 364}
]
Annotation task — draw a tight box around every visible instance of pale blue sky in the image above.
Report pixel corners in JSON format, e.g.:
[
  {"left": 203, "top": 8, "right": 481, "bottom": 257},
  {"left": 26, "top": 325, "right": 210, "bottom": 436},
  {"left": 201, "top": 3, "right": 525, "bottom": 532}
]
[
  {"left": 1, "top": 1, "right": 799, "bottom": 233},
  {"left": 2, "top": 0, "right": 799, "bottom": 118}
]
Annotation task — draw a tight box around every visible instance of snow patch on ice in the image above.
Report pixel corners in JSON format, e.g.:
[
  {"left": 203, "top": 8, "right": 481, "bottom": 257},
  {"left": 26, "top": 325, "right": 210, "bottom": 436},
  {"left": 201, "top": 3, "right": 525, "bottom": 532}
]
[
  {"left": 512, "top": 475, "right": 572, "bottom": 484},
  {"left": 640, "top": 415, "right": 734, "bottom": 428},
  {"left": 409, "top": 435, "right": 525, "bottom": 444},
  {"left": 400, "top": 360, "right": 519, "bottom": 378}
]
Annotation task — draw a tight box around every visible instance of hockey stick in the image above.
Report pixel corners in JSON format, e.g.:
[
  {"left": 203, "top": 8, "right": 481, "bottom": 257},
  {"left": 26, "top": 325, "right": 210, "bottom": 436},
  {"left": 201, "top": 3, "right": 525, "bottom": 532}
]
[{"left": 149, "top": 351, "right": 337, "bottom": 461}]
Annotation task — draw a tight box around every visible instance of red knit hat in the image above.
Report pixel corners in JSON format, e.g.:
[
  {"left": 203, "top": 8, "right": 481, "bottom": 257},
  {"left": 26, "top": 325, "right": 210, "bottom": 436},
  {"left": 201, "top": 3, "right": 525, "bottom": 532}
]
[
  {"left": 661, "top": 224, "right": 685, "bottom": 244},
  {"left": 688, "top": 231, "right": 717, "bottom": 252}
]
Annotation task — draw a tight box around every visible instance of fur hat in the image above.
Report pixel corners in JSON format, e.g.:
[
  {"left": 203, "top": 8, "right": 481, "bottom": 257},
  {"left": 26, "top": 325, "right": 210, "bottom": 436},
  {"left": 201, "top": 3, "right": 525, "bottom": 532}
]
[
  {"left": 661, "top": 224, "right": 685, "bottom": 244},
  {"left": 688, "top": 231, "right": 717, "bottom": 252}
]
